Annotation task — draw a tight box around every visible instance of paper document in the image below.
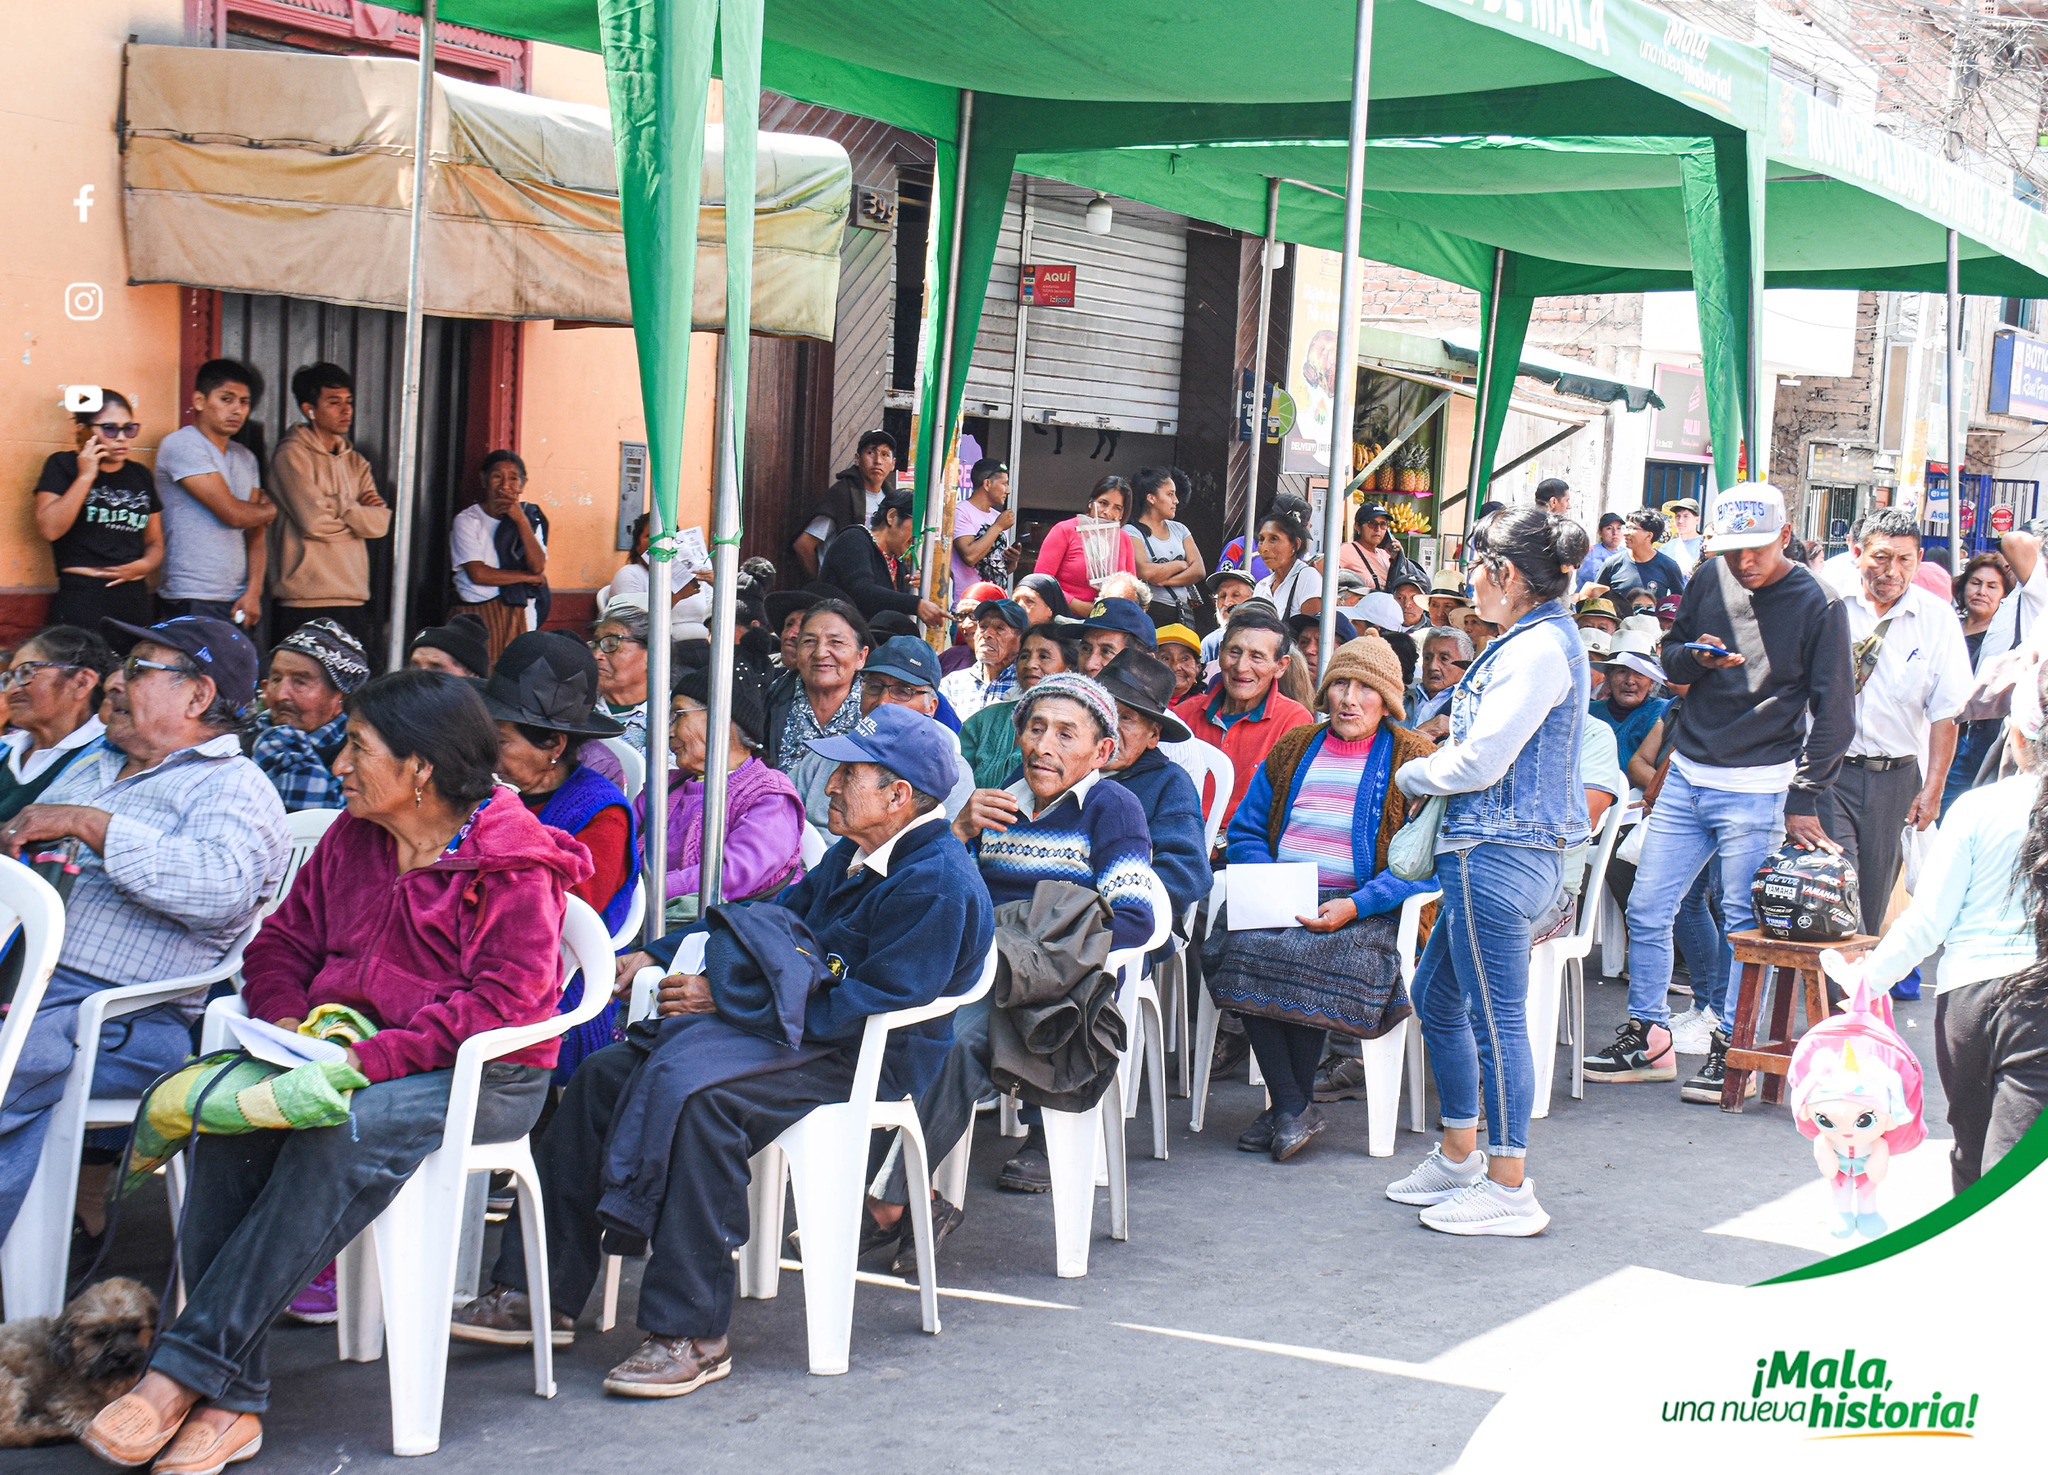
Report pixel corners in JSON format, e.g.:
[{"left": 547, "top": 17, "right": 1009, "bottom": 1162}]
[
  {"left": 225, "top": 1013, "right": 347, "bottom": 1070},
  {"left": 1226, "top": 862, "right": 1319, "bottom": 931},
  {"left": 675, "top": 526, "right": 712, "bottom": 573},
  {"left": 632, "top": 931, "right": 709, "bottom": 1020}
]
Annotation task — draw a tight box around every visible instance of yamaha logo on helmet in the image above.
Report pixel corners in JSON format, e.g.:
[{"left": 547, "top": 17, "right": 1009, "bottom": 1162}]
[{"left": 1752, "top": 845, "right": 1861, "bottom": 942}]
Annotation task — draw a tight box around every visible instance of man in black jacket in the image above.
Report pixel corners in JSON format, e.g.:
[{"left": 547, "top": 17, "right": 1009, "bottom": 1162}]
[
  {"left": 1584, "top": 483, "right": 1854, "bottom": 1104},
  {"left": 792, "top": 428, "right": 894, "bottom": 577},
  {"left": 818, "top": 488, "right": 949, "bottom": 630}
]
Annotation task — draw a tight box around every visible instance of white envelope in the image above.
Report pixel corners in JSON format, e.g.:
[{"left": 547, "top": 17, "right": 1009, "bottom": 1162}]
[{"left": 1226, "top": 862, "right": 1319, "bottom": 931}]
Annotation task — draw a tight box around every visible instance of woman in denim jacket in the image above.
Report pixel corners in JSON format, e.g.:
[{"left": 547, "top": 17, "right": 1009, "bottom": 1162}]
[{"left": 1388, "top": 509, "right": 1591, "bottom": 1237}]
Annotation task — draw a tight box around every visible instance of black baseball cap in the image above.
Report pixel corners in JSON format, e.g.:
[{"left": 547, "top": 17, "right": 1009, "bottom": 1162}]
[
  {"left": 974, "top": 598, "right": 1031, "bottom": 633},
  {"left": 103, "top": 615, "right": 259, "bottom": 710},
  {"left": 863, "top": 635, "right": 942, "bottom": 690}
]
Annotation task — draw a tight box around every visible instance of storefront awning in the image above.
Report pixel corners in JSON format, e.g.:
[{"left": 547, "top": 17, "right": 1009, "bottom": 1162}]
[
  {"left": 1437, "top": 328, "right": 1661, "bottom": 412},
  {"left": 120, "top": 45, "right": 848, "bottom": 335}
]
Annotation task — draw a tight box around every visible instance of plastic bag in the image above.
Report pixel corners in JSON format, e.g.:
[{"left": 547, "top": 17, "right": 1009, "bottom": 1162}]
[
  {"left": 1389, "top": 794, "right": 1448, "bottom": 881},
  {"left": 1899, "top": 821, "right": 1932, "bottom": 896}
]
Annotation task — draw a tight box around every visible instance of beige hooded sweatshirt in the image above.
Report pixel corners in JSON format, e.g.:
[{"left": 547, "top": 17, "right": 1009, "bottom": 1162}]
[{"left": 267, "top": 423, "right": 391, "bottom": 606}]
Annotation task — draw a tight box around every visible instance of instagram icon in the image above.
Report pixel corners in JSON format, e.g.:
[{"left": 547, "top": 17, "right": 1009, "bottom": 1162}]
[{"left": 64, "top": 283, "right": 104, "bottom": 321}]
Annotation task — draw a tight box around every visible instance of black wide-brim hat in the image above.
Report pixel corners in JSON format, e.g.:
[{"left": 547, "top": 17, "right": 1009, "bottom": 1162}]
[
  {"left": 482, "top": 631, "right": 625, "bottom": 738},
  {"left": 1095, "top": 648, "right": 1193, "bottom": 744}
]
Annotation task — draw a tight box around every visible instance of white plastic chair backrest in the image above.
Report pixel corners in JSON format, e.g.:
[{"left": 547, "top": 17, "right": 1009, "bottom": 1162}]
[
  {"left": 1168, "top": 741, "right": 1234, "bottom": 853},
  {"left": 607, "top": 872, "right": 645, "bottom": 953},
  {"left": 1574, "top": 798, "right": 1627, "bottom": 949},
  {"left": 269, "top": 808, "right": 341, "bottom": 915},
  {"left": 800, "top": 823, "right": 829, "bottom": 870},
  {"left": 848, "top": 940, "right": 998, "bottom": 1113},
  {"left": 601, "top": 738, "right": 647, "bottom": 802},
  {"left": 1104, "top": 866, "right": 1174, "bottom": 984},
  {"left": 1397, "top": 889, "right": 1443, "bottom": 985},
  {"left": 0, "top": 865, "right": 66, "bottom": 1104}
]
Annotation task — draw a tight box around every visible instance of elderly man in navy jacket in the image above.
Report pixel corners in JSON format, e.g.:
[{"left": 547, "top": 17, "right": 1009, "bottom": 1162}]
[{"left": 454, "top": 705, "right": 992, "bottom": 1400}]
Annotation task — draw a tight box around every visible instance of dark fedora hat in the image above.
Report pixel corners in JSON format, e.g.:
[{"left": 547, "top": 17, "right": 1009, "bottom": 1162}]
[
  {"left": 1096, "top": 648, "right": 1192, "bottom": 744},
  {"left": 765, "top": 581, "right": 839, "bottom": 632},
  {"left": 482, "top": 631, "right": 624, "bottom": 738}
]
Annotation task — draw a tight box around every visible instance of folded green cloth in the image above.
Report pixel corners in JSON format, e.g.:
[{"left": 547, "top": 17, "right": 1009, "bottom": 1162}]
[{"left": 123, "top": 1004, "right": 377, "bottom": 1193}]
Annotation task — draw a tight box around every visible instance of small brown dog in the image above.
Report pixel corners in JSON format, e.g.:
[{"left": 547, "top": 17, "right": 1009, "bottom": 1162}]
[{"left": 0, "top": 1277, "right": 158, "bottom": 1446}]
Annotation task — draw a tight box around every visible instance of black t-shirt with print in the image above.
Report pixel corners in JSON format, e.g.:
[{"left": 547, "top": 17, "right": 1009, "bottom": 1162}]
[{"left": 35, "top": 453, "right": 161, "bottom": 571}]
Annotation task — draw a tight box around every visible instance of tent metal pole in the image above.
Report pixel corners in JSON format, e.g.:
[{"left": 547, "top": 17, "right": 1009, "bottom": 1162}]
[
  {"left": 923, "top": 89, "right": 975, "bottom": 612},
  {"left": 1318, "top": 0, "right": 1374, "bottom": 683},
  {"left": 698, "top": 333, "right": 743, "bottom": 910},
  {"left": 641, "top": 451, "right": 676, "bottom": 943},
  {"left": 1007, "top": 177, "right": 1034, "bottom": 501},
  {"left": 383, "top": 0, "right": 436, "bottom": 672},
  {"left": 1465, "top": 246, "right": 1505, "bottom": 506},
  {"left": 1946, "top": 228, "right": 1964, "bottom": 578},
  {"left": 1244, "top": 176, "right": 1279, "bottom": 565}
]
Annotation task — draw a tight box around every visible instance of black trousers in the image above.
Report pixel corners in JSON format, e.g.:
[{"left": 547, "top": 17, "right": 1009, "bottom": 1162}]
[
  {"left": 495, "top": 1041, "right": 854, "bottom": 1340},
  {"left": 1817, "top": 760, "right": 1920, "bottom": 936},
  {"left": 1240, "top": 1015, "right": 1325, "bottom": 1117},
  {"left": 1935, "top": 976, "right": 2048, "bottom": 1195}
]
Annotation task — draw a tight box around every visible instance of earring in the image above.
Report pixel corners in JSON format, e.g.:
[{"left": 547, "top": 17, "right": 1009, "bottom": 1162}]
[{"left": 414, "top": 785, "right": 423, "bottom": 808}]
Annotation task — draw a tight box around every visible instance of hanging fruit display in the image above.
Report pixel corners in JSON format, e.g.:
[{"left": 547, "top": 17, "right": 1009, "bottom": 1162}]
[{"left": 1387, "top": 500, "right": 1433, "bottom": 536}]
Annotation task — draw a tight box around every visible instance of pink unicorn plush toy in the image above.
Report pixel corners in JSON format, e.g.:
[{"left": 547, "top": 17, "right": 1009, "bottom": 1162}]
[{"left": 1791, "top": 952, "right": 1927, "bottom": 1239}]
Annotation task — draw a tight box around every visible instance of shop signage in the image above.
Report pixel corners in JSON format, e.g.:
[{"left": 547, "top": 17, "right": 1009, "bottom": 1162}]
[
  {"left": 1649, "top": 364, "right": 1712, "bottom": 463},
  {"left": 1992, "top": 504, "right": 2016, "bottom": 534},
  {"left": 1235, "top": 372, "right": 1293, "bottom": 443},
  {"left": 1989, "top": 327, "right": 2048, "bottom": 423},
  {"left": 1281, "top": 245, "right": 1343, "bottom": 475},
  {"left": 1020, "top": 264, "right": 1076, "bottom": 307}
]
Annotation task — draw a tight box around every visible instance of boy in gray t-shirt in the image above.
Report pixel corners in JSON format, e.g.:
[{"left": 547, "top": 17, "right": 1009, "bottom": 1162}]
[{"left": 152, "top": 361, "right": 276, "bottom": 623}]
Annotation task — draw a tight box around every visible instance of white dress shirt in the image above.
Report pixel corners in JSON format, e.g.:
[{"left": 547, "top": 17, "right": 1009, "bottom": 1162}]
[{"left": 1841, "top": 581, "right": 1971, "bottom": 761}]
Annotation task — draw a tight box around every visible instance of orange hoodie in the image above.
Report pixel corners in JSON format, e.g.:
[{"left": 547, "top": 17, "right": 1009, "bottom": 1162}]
[{"left": 267, "top": 423, "right": 392, "bottom": 606}]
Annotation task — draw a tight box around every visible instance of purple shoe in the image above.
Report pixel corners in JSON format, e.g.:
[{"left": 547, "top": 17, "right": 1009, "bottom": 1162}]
[{"left": 284, "top": 1261, "right": 338, "bottom": 1325}]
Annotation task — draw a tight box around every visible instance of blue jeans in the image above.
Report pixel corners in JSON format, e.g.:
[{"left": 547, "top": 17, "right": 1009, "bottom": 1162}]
[
  {"left": 1612, "top": 859, "right": 1733, "bottom": 1009},
  {"left": 1623, "top": 769, "right": 1785, "bottom": 1026},
  {"left": 0, "top": 967, "right": 195, "bottom": 1240},
  {"left": 1412, "top": 843, "right": 1564, "bottom": 1159}
]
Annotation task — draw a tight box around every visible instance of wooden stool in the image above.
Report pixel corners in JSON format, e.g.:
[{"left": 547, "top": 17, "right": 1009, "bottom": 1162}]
[{"left": 1720, "top": 928, "right": 1877, "bottom": 1112}]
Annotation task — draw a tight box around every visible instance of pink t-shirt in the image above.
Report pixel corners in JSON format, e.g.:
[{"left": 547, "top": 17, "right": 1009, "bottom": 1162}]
[
  {"left": 952, "top": 500, "right": 1000, "bottom": 603},
  {"left": 1035, "top": 516, "right": 1136, "bottom": 611}
]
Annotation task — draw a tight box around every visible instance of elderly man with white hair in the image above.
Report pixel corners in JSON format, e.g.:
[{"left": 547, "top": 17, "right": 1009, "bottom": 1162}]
[{"left": 1407, "top": 625, "right": 1473, "bottom": 731}]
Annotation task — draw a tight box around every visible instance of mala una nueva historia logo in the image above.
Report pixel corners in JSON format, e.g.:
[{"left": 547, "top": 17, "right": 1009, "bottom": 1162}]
[{"left": 1659, "top": 1349, "right": 1981, "bottom": 1438}]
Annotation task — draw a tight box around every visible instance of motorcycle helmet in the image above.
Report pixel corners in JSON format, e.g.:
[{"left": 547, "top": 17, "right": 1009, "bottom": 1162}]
[{"left": 1751, "top": 844, "right": 1861, "bottom": 941}]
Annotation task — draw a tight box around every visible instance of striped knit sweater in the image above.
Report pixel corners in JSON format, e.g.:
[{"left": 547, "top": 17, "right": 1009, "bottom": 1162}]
[
  {"left": 972, "top": 770, "right": 1157, "bottom": 949},
  {"left": 1275, "top": 733, "right": 1380, "bottom": 889}
]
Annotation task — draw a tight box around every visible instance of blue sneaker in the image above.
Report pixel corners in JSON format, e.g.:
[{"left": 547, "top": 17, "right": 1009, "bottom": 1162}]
[{"left": 1890, "top": 967, "right": 1922, "bottom": 1001}]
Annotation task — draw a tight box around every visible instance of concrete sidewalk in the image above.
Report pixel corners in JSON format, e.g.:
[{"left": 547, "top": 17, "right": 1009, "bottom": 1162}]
[{"left": 6, "top": 974, "right": 1948, "bottom": 1475}]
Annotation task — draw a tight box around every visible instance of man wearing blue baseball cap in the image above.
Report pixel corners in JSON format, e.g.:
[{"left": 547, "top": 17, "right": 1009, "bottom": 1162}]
[
  {"left": 0, "top": 615, "right": 288, "bottom": 1243},
  {"left": 1074, "top": 596, "right": 1156, "bottom": 678},
  {"left": 458, "top": 701, "right": 993, "bottom": 1399},
  {"left": 860, "top": 637, "right": 977, "bottom": 817}
]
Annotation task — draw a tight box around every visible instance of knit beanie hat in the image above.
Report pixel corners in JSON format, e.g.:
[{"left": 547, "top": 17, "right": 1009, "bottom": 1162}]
[
  {"left": 1316, "top": 634, "right": 1407, "bottom": 721},
  {"left": 274, "top": 618, "right": 371, "bottom": 694},
  {"left": 408, "top": 613, "right": 490, "bottom": 679},
  {"left": 1012, "top": 671, "right": 1121, "bottom": 762}
]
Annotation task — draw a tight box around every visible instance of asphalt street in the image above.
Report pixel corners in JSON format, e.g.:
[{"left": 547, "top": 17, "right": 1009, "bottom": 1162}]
[{"left": 8, "top": 973, "right": 1947, "bottom": 1475}]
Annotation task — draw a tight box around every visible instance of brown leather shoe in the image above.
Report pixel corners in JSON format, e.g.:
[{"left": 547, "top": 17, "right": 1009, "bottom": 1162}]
[
  {"left": 79, "top": 1391, "right": 189, "bottom": 1469},
  {"left": 451, "top": 1287, "right": 575, "bottom": 1348},
  {"left": 152, "top": 1412, "right": 262, "bottom": 1475},
  {"left": 602, "top": 1335, "right": 732, "bottom": 1398}
]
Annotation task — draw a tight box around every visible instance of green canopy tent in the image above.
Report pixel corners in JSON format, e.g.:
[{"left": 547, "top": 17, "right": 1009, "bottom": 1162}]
[{"left": 381, "top": 0, "right": 1779, "bottom": 917}]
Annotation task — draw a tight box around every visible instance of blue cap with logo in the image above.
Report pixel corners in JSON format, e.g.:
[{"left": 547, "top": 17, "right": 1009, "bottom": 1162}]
[
  {"left": 1077, "top": 597, "right": 1157, "bottom": 650},
  {"left": 102, "top": 615, "right": 260, "bottom": 710},
  {"left": 805, "top": 703, "right": 959, "bottom": 800}
]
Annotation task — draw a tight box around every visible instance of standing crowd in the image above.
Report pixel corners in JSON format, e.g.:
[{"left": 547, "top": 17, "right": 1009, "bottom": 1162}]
[{"left": 7, "top": 392, "right": 2048, "bottom": 1463}]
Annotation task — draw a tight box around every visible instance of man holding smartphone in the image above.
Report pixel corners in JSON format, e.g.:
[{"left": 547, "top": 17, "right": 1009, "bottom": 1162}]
[
  {"left": 152, "top": 359, "right": 276, "bottom": 627},
  {"left": 1583, "top": 482, "right": 1854, "bottom": 1104}
]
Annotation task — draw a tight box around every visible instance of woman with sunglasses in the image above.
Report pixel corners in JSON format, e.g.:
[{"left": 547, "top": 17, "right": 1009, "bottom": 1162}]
[
  {"left": 0, "top": 626, "right": 116, "bottom": 824},
  {"left": 33, "top": 390, "right": 164, "bottom": 628}
]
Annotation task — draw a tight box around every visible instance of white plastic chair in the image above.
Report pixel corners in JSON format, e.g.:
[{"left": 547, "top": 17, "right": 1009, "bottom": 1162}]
[
  {"left": 1531, "top": 797, "right": 1626, "bottom": 1111},
  {"left": 733, "top": 943, "right": 997, "bottom": 1373},
  {"left": 1189, "top": 882, "right": 1438, "bottom": 1159},
  {"left": 0, "top": 866, "right": 69, "bottom": 1313},
  {"left": 799, "top": 822, "right": 829, "bottom": 871},
  {"left": 1, "top": 916, "right": 258, "bottom": 1321},
  {"left": 599, "top": 737, "right": 646, "bottom": 803},
  {"left": 1157, "top": 740, "right": 1232, "bottom": 1096},
  {"left": 1115, "top": 868, "right": 1174, "bottom": 1161},
  {"left": 270, "top": 808, "right": 342, "bottom": 915},
  {"left": 203, "top": 898, "right": 613, "bottom": 1457}
]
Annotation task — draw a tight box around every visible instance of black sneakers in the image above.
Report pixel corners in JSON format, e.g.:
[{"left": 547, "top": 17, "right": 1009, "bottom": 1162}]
[
  {"left": 1581, "top": 1017, "right": 1677, "bottom": 1083},
  {"left": 1680, "top": 1029, "right": 1757, "bottom": 1104}
]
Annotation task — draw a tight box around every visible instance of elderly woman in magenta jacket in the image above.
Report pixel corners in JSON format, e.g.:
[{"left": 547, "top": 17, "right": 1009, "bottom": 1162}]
[
  {"left": 83, "top": 670, "right": 590, "bottom": 1473},
  {"left": 640, "top": 640, "right": 806, "bottom": 924},
  {"left": 1205, "top": 635, "right": 1435, "bottom": 1163}
]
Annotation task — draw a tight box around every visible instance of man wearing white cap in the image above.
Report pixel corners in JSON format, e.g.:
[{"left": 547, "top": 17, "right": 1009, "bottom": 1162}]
[{"left": 1584, "top": 482, "right": 1855, "bottom": 1104}]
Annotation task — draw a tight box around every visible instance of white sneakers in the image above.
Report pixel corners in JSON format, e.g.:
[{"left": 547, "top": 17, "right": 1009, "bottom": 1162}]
[
  {"left": 1388, "top": 1146, "right": 1550, "bottom": 1236},
  {"left": 1386, "top": 1144, "right": 1486, "bottom": 1205},
  {"left": 1419, "top": 1179, "right": 1552, "bottom": 1237},
  {"left": 1668, "top": 1006, "right": 1720, "bottom": 1056}
]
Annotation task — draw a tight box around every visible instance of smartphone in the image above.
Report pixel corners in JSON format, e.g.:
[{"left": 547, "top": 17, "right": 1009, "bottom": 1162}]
[{"left": 1678, "top": 641, "right": 1728, "bottom": 655}]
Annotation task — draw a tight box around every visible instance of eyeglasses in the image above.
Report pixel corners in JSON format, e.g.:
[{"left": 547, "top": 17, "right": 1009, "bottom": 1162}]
[
  {"left": 587, "top": 635, "right": 643, "bottom": 656},
  {"left": 121, "top": 655, "right": 196, "bottom": 683},
  {"left": 669, "top": 703, "right": 708, "bottom": 726},
  {"left": 91, "top": 422, "right": 142, "bottom": 440},
  {"left": 0, "top": 661, "right": 80, "bottom": 690}
]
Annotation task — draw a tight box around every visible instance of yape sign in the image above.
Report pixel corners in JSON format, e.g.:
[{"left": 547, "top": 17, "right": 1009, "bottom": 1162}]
[{"left": 1989, "top": 328, "right": 2048, "bottom": 423}]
